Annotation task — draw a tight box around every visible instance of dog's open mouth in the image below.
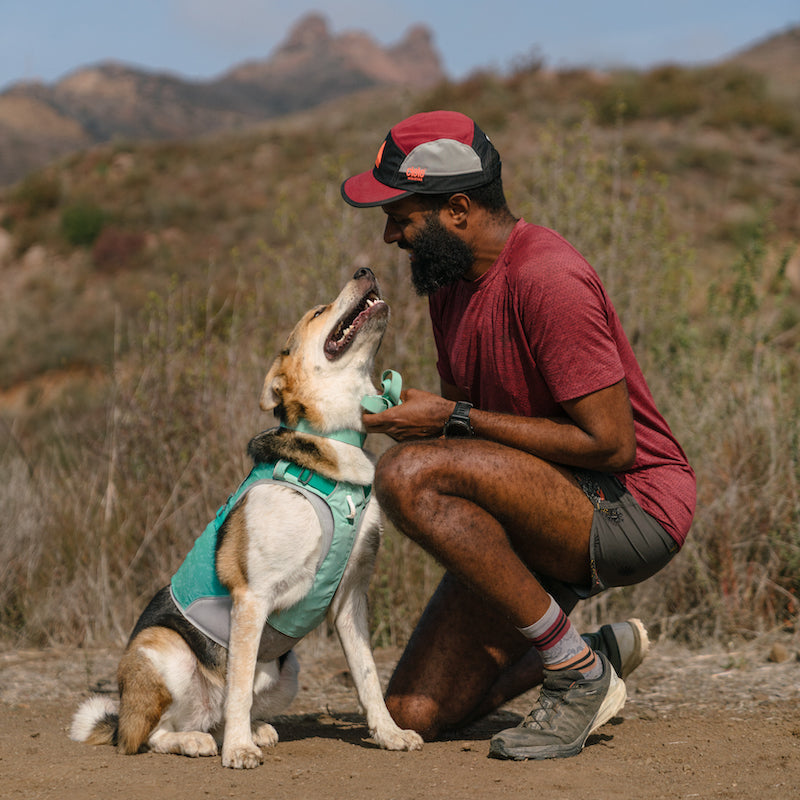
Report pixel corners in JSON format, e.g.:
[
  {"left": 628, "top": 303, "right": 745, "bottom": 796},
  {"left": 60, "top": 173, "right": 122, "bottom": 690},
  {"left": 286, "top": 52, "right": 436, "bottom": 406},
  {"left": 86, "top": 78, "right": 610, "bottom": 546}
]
[{"left": 324, "top": 289, "right": 387, "bottom": 359}]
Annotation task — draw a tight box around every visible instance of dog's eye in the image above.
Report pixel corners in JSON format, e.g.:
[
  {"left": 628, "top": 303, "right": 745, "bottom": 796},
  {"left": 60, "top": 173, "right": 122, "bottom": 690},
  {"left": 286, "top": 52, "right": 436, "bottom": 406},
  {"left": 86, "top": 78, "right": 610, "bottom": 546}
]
[
  {"left": 312, "top": 306, "right": 326, "bottom": 319},
  {"left": 280, "top": 348, "right": 290, "bottom": 356}
]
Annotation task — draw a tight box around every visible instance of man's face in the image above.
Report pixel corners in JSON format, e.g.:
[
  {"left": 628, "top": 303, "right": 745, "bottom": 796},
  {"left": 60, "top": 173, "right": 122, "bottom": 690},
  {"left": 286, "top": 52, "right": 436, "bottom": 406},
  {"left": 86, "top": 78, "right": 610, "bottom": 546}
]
[{"left": 382, "top": 197, "right": 476, "bottom": 296}]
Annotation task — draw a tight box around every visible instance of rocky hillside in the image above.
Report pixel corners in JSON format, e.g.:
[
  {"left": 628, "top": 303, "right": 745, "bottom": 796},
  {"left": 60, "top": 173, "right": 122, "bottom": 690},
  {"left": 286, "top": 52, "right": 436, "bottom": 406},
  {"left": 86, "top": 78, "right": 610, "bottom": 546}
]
[
  {"left": 0, "top": 23, "right": 797, "bottom": 395},
  {"left": 0, "top": 13, "right": 444, "bottom": 186},
  {"left": 727, "top": 24, "right": 800, "bottom": 101}
]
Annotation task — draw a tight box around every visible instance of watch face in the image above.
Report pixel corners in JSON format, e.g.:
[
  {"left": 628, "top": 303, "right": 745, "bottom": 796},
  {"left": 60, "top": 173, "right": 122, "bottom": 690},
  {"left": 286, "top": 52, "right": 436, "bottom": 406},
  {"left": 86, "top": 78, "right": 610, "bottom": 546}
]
[
  {"left": 445, "top": 401, "right": 473, "bottom": 438},
  {"left": 444, "top": 420, "right": 473, "bottom": 438}
]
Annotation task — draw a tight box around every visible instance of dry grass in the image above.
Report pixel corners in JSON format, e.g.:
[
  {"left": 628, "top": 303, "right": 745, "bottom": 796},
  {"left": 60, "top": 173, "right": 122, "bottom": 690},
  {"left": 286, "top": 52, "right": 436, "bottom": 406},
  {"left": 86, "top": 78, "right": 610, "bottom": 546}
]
[{"left": 1, "top": 65, "right": 799, "bottom": 649}]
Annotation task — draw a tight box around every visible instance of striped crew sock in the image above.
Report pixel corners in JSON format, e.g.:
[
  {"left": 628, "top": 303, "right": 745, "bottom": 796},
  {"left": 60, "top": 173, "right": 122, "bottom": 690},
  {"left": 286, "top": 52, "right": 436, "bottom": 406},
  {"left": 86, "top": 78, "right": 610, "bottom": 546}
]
[{"left": 517, "top": 596, "right": 602, "bottom": 680}]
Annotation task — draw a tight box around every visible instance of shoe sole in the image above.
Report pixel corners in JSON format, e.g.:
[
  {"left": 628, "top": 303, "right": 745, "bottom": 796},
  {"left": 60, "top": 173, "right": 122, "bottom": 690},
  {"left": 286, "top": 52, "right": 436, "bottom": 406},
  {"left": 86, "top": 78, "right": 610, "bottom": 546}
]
[{"left": 488, "top": 668, "right": 628, "bottom": 761}]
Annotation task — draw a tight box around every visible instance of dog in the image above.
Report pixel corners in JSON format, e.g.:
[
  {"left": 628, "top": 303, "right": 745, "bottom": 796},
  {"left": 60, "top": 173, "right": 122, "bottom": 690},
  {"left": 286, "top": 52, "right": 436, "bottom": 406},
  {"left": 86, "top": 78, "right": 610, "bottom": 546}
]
[{"left": 70, "top": 267, "right": 423, "bottom": 768}]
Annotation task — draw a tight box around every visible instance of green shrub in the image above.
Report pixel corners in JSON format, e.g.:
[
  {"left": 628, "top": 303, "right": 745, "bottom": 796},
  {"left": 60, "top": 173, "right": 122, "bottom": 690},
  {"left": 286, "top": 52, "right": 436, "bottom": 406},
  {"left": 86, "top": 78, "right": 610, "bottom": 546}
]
[{"left": 60, "top": 200, "right": 107, "bottom": 246}]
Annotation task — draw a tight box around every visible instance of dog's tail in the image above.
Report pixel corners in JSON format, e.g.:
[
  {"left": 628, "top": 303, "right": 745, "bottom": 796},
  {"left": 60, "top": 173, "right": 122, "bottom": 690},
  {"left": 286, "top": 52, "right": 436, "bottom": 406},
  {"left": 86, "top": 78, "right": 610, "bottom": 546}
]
[{"left": 69, "top": 695, "right": 119, "bottom": 746}]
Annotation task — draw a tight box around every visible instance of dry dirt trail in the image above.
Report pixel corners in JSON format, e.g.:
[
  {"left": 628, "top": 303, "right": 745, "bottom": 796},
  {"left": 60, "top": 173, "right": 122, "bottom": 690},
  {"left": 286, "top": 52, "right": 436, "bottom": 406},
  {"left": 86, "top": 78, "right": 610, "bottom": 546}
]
[{"left": 2, "top": 635, "right": 799, "bottom": 799}]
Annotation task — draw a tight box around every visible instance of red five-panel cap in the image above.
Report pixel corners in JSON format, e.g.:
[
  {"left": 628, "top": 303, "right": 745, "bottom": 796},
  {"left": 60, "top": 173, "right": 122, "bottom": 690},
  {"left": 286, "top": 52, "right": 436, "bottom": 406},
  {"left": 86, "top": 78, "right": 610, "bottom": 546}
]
[{"left": 340, "top": 110, "right": 502, "bottom": 208}]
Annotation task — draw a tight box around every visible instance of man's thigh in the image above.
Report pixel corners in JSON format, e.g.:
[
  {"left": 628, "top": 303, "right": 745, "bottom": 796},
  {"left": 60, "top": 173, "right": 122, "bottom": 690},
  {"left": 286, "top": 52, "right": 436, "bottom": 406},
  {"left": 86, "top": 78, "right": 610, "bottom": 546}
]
[{"left": 377, "top": 438, "right": 595, "bottom": 585}]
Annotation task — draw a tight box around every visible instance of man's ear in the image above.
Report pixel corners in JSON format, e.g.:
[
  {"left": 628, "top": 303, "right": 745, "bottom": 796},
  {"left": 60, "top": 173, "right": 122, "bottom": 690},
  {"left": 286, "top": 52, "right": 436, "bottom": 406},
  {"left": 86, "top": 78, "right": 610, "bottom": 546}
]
[
  {"left": 259, "top": 358, "right": 285, "bottom": 412},
  {"left": 446, "top": 192, "right": 471, "bottom": 225}
]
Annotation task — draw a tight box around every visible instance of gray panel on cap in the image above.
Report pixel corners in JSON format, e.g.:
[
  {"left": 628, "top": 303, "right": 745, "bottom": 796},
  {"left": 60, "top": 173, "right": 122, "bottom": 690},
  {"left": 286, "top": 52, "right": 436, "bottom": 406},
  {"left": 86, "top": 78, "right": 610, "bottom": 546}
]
[{"left": 399, "top": 139, "right": 482, "bottom": 177}]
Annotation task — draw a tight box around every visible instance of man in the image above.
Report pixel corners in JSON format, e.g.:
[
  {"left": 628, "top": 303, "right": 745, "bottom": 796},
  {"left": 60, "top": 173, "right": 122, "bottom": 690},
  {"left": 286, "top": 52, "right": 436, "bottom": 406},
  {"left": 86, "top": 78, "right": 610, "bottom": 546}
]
[{"left": 340, "top": 110, "right": 695, "bottom": 760}]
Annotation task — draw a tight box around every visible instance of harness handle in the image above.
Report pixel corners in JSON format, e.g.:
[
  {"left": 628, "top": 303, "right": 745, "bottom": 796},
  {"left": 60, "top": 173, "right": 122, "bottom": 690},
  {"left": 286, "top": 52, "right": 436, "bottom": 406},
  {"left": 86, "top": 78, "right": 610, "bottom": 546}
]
[{"left": 361, "top": 369, "right": 403, "bottom": 414}]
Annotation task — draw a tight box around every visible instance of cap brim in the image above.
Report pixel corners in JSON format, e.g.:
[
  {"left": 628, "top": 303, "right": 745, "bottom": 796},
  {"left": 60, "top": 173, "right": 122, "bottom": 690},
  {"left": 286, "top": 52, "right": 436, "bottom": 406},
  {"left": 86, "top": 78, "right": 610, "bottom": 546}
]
[{"left": 340, "top": 171, "right": 412, "bottom": 208}]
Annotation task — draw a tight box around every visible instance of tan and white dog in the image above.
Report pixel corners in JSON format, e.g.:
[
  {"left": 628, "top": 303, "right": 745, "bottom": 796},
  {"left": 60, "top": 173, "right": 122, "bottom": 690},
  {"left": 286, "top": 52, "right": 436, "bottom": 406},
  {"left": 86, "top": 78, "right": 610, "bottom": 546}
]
[{"left": 70, "top": 268, "right": 422, "bottom": 768}]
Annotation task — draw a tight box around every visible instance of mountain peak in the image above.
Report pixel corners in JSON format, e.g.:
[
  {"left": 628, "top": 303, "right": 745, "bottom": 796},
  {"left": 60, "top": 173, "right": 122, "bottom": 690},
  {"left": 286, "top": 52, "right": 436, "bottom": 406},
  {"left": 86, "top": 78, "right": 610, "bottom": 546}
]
[
  {"left": 226, "top": 13, "right": 443, "bottom": 89},
  {"left": 281, "top": 12, "right": 331, "bottom": 52}
]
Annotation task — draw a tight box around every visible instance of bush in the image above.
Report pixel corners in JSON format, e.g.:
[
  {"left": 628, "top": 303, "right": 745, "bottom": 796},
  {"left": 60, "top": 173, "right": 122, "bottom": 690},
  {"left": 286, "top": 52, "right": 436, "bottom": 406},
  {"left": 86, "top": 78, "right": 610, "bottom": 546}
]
[{"left": 60, "top": 201, "right": 107, "bottom": 246}]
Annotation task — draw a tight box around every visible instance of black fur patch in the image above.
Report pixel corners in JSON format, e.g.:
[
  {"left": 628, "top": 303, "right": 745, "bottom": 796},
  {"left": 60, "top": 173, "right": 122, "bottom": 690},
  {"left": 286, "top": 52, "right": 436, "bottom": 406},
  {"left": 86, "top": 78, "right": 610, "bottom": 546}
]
[
  {"left": 128, "top": 586, "right": 225, "bottom": 671},
  {"left": 246, "top": 428, "right": 335, "bottom": 475}
]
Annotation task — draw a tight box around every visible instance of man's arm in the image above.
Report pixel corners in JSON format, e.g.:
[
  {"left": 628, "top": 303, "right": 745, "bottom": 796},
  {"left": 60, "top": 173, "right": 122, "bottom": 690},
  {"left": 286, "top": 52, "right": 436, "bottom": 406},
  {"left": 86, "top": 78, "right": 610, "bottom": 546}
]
[
  {"left": 470, "top": 380, "right": 636, "bottom": 471},
  {"left": 362, "top": 379, "right": 636, "bottom": 472}
]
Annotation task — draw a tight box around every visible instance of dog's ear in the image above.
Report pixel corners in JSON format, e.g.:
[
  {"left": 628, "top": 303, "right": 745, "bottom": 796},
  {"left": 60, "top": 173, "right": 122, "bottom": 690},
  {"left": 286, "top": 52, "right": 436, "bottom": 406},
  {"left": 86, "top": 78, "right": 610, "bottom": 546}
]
[{"left": 259, "top": 357, "right": 286, "bottom": 413}]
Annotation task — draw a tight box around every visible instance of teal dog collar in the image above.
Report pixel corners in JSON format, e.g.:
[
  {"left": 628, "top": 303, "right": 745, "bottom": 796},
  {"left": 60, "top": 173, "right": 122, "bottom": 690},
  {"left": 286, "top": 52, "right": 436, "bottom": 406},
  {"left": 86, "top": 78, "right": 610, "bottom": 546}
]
[{"left": 280, "top": 418, "right": 366, "bottom": 448}]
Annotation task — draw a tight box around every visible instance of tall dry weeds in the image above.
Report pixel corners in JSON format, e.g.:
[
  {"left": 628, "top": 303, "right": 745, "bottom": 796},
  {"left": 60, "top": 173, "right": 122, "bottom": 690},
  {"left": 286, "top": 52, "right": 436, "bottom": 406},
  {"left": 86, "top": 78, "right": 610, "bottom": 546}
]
[{"left": 1, "top": 117, "right": 797, "bottom": 649}]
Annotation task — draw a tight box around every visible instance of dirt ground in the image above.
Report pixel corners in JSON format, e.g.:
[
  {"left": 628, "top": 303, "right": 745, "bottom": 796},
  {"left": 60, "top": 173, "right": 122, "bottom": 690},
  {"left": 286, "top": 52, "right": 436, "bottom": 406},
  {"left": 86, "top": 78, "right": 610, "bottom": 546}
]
[{"left": 1, "top": 633, "right": 799, "bottom": 800}]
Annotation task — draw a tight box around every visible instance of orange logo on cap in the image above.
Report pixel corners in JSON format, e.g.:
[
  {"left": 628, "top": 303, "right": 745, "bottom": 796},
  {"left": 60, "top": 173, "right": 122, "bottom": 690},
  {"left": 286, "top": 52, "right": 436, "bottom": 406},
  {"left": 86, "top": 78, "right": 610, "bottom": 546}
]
[
  {"left": 375, "top": 142, "right": 386, "bottom": 168},
  {"left": 406, "top": 166, "right": 426, "bottom": 182}
]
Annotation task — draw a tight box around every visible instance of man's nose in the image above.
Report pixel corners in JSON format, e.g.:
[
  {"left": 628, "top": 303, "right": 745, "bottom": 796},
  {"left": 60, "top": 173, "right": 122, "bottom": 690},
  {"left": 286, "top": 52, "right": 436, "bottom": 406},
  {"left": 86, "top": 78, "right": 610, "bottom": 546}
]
[{"left": 383, "top": 217, "right": 402, "bottom": 244}]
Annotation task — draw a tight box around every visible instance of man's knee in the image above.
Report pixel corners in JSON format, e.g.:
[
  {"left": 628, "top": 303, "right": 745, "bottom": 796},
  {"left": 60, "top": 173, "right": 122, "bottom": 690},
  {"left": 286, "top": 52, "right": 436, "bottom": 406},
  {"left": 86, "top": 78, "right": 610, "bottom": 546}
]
[
  {"left": 386, "top": 692, "right": 442, "bottom": 742},
  {"left": 374, "top": 442, "right": 435, "bottom": 508},
  {"left": 373, "top": 444, "right": 403, "bottom": 505}
]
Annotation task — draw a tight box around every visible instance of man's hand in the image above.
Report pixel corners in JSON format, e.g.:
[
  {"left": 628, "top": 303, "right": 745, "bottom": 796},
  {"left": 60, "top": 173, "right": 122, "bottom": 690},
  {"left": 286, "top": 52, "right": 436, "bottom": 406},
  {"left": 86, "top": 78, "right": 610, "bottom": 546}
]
[{"left": 362, "top": 388, "right": 454, "bottom": 441}]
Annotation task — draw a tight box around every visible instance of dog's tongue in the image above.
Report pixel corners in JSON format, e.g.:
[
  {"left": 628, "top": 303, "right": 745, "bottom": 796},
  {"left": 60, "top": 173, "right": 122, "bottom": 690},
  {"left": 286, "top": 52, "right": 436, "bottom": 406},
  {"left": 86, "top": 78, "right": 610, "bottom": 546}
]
[{"left": 361, "top": 370, "right": 403, "bottom": 413}]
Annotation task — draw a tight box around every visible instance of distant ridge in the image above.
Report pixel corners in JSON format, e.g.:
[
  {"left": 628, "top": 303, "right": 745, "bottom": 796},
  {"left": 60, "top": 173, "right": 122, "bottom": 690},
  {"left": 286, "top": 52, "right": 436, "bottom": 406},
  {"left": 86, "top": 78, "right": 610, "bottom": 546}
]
[
  {"left": 0, "top": 13, "right": 444, "bottom": 186},
  {"left": 726, "top": 25, "right": 800, "bottom": 101},
  {"left": 0, "top": 18, "right": 796, "bottom": 188}
]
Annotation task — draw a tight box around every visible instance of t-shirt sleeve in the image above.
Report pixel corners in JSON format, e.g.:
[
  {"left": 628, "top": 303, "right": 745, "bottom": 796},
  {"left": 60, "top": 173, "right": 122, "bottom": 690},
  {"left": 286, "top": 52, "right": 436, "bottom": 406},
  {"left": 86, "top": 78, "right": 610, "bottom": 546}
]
[{"left": 520, "top": 255, "right": 625, "bottom": 404}]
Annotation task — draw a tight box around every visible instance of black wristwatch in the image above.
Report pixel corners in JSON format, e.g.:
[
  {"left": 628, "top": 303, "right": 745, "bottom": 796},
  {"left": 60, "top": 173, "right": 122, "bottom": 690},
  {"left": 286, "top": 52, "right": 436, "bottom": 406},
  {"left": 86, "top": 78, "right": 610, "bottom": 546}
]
[{"left": 443, "top": 401, "right": 474, "bottom": 438}]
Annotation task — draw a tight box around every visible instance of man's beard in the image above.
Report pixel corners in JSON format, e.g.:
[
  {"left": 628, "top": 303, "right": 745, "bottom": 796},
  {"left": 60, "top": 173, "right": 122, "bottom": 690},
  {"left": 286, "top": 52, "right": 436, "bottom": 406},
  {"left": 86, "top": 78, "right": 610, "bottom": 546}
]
[{"left": 407, "top": 214, "right": 476, "bottom": 296}]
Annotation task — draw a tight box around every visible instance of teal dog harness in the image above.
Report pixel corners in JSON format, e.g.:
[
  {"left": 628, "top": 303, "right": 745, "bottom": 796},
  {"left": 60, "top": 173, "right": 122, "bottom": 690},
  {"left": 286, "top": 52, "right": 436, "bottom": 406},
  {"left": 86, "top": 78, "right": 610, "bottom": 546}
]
[
  {"left": 170, "top": 459, "right": 371, "bottom": 651},
  {"left": 170, "top": 372, "right": 402, "bottom": 658}
]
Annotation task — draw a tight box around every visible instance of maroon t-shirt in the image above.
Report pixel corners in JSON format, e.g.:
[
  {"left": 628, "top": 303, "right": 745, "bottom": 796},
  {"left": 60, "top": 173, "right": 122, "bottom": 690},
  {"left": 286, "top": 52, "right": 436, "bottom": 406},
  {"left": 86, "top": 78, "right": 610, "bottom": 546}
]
[{"left": 429, "top": 220, "right": 695, "bottom": 546}]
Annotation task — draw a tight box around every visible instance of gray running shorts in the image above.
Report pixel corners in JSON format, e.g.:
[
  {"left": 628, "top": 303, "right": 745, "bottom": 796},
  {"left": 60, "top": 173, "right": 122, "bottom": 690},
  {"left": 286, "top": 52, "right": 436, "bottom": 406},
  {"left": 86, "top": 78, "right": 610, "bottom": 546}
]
[{"left": 538, "top": 468, "right": 680, "bottom": 610}]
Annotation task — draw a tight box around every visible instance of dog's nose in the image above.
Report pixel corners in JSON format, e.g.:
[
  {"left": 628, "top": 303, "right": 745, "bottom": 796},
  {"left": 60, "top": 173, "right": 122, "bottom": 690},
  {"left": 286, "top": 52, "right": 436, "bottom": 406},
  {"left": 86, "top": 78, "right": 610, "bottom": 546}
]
[{"left": 353, "top": 267, "right": 374, "bottom": 280}]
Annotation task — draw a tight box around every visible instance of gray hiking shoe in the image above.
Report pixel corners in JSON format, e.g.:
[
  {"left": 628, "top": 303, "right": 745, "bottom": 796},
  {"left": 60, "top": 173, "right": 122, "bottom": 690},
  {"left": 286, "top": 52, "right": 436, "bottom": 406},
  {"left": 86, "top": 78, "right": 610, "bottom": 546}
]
[
  {"left": 581, "top": 618, "right": 649, "bottom": 679},
  {"left": 488, "top": 652, "right": 626, "bottom": 760}
]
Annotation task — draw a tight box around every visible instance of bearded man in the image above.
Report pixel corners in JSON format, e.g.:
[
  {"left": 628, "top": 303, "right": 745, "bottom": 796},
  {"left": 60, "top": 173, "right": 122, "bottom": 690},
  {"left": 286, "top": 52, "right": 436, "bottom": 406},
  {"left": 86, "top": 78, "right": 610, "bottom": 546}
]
[{"left": 340, "top": 111, "right": 695, "bottom": 760}]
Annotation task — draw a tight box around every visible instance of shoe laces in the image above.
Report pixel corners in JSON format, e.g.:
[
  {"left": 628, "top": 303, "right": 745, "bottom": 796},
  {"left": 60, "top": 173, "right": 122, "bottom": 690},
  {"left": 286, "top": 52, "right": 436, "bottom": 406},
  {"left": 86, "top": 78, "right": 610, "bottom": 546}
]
[{"left": 521, "top": 684, "right": 568, "bottom": 730}]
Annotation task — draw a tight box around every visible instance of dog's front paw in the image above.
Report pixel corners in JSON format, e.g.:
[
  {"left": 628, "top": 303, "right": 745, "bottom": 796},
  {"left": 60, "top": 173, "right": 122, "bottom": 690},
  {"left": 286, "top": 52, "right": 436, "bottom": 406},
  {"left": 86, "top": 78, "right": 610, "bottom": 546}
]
[
  {"left": 372, "top": 725, "right": 424, "bottom": 752},
  {"left": 181, "top": 731, "right": 219, "bottom": 758},
  {"left": 221, "top": 740, "right": 263, "bottom": 769},
  {"left": 148, "top": 729, "right": 219, "bottom": 757},
  {"left": 252, "top": 721, "right": 279, "bottom": 748}
]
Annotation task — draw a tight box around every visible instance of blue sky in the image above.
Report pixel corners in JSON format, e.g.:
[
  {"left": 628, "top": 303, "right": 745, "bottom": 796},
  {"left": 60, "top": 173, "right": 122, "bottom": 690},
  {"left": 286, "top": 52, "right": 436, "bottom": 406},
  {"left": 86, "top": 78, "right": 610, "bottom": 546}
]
[{"left": 1, "top": 1, "right": 798, "bottom": 91}]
